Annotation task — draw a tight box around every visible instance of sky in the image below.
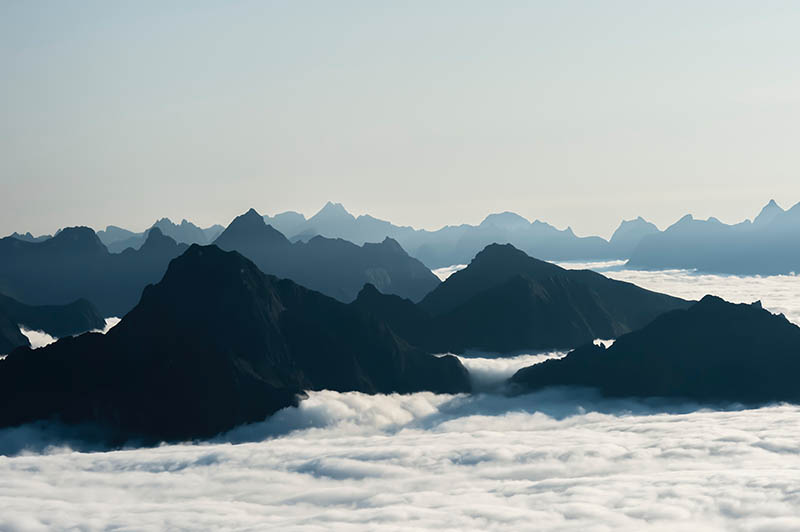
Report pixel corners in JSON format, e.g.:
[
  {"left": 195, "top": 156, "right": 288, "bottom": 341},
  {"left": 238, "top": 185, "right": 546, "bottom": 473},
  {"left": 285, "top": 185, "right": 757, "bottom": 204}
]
[{"left": 2, "top": 1, "right": 799, "bottom": 238}]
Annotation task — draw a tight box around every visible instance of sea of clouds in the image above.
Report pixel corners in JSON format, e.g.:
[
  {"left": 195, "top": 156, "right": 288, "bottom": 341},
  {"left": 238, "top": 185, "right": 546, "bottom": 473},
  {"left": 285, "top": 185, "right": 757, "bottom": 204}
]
[
  {"left": 3, "top": 390, "right": 800, "bottom": 531},
  {"left": 2, "top": 269, "right": 800, "bottom": 530}
]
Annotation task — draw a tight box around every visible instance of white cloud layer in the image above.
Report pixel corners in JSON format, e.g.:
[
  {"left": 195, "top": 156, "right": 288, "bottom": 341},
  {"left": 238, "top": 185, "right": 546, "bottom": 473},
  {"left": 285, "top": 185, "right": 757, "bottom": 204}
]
[
  {"left": 2, "top": 389, "right": 800, "bottom": 531},
  {"left": 3, "top": 271, "right": 800, "bottom": 531},
  {"left": 603, "top": 267, "right": 800, "bottom": 326}
]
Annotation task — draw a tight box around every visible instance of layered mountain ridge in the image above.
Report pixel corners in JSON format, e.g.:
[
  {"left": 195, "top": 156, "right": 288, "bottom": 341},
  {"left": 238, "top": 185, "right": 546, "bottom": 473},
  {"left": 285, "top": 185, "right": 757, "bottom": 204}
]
[{"left": 0, "top": 245, "right": 469, "bottom": 443}]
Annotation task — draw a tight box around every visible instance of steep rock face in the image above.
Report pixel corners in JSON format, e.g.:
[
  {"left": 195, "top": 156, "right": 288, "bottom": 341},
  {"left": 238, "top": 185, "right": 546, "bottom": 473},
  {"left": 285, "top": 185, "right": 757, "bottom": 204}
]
[
  {"left": 357, "top": 244, "right": 690, "bottom": 353},
  {"left": 214, "top": 209, "right": 440, "bottom": 303},
  {"left": 0, "top": 245, "right": 469, "bottom": 443},
  {"left": 510, "top": 296, "right": 800, "bottom": 404}
]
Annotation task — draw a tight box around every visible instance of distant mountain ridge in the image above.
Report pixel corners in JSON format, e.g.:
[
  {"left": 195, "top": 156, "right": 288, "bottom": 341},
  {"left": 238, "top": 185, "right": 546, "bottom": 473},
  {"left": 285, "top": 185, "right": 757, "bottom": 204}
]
[
  {"left": 214, "top": 208, "right": 440, "bottom": 303},
  {"left": 627, "top": 199, "right": 800, "bottom": 274},
  {"left": 7, "top": 198, "right": 800, "bottom": 276},
  {"left": 264, "top": 199, "right": 800, "bottom": 274},
  {"left": 97, "top": 218, "right": 224, "bottom": 253},
  {"left": 264, "top": 202, "right": 627, "bottom": 268}
]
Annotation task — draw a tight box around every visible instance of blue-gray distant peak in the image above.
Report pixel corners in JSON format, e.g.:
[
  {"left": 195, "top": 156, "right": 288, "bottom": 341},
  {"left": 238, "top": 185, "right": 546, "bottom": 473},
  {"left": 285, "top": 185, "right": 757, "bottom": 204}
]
[
  {"left": 753, "top": 199, "right": 784, "bottom": 226},
  {"left": 480, "top": 212, "right": 531, "bottom": 229},
  {"left": 309, "top": 201, "right": 356, "bottom": 223}
]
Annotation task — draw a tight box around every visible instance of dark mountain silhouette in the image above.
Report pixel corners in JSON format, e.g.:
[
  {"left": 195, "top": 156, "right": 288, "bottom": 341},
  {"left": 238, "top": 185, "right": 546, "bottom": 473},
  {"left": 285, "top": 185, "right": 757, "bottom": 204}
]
[
  {"left": 354, "top": 243, "right": 690, "bottom": 353},
  {"left": 6, "top": 231, "right": 52, "bottom": 243},
  {"left": 98, "top": 219, "right": 225, "bottom": 253},
  {"left": 214, "top": 209, "right": 440, "bottom": 302},
  {"left": 511, "top": 295, "right": 800, "bottom": 404},
  {"left": 267, "top": 203, "right": 633, "bottom": 268},
  {"left": 0, "top": 227, "right": 187, "bottom": 316},
  {"left": 0, "top": 245, "right": 469, "bottom": 443},
  {"left": 627, "top": 200, "right": 800, "bottom": 274},
  {"left": 0, "top": 293, "right": 104, "bottom": 354}
]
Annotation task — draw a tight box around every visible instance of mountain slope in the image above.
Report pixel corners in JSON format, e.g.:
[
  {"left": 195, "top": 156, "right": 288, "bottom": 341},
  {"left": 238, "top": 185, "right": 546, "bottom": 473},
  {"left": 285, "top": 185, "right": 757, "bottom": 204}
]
[{"left": 511, "top": 296, "right": 800, "bottom": 403}]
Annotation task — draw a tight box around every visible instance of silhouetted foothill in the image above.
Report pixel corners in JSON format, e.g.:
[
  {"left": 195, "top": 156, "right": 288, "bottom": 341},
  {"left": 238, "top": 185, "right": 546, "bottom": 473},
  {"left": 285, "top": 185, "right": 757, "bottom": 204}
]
[
  {"left": 214, "top": 208, "right": 440, "bottom": 303},
  {"left": 511, "top": 295, "right": 800, "bottom": 404},
  {"left": 355, "top": 243, "right": 690, "bottom": 353},
  {"left": 0, "top": 245, "right": 469, "bottom": 443}
]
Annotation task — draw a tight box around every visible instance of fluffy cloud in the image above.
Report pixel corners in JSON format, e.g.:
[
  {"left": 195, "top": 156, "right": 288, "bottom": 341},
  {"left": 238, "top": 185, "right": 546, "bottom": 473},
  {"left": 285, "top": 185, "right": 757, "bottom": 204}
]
[
  {"left": 2, "top": 388, "right": 800, "bottom": 531},
  {"left": 450, "top": 351, "right": 566, "bottom": 392}
]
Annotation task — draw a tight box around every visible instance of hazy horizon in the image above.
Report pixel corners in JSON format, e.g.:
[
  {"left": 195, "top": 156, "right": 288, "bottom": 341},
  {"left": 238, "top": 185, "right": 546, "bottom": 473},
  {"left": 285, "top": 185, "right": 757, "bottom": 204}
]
[
  {"left": 3, "top": 1, "right": 800, "bottom": 238},
  {"left": 3, "top": 196, "right": 797, "bottom": 241}
]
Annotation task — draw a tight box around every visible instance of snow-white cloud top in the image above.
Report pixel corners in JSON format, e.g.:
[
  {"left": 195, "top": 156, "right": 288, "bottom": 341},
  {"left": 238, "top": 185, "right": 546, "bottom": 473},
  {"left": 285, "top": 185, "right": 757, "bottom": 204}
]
[{"left": 2, "top": 389, "right": 800, "bottom": 531}]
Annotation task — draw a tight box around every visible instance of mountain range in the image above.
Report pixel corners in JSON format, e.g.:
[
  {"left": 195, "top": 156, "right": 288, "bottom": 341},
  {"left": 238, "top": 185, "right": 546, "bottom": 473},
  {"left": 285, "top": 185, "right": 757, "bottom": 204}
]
[
  {"left": 263, "top": 200, "right": 800, "bottom": 275},
  {"left": 627, "top": 199, "right": 800, "bottom": 274},
  {"left": 0, "top": 245, "right": 469, "bottom": 443},
  {"left": 266, "top": 202, "right": 625, "bottom": 268},
  {"left": 9, "top": 198, "right": 800, "bottom": 275},
  {"left": 97, "top": 218, "right": 225, "bottom": 253}
]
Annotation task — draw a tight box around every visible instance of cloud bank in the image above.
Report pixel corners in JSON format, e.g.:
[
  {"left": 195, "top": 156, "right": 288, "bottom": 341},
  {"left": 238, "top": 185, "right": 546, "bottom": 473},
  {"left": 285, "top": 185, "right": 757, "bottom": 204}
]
[{"left": 2, "top": 389, "right": 799, "bottom": 531}]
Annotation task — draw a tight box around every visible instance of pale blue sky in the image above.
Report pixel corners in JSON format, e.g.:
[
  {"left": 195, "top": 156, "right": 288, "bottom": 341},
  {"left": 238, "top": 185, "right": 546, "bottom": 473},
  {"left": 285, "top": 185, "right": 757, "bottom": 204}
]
[{"left": 2, "top": 1, "right": 799, "bottom": 238}]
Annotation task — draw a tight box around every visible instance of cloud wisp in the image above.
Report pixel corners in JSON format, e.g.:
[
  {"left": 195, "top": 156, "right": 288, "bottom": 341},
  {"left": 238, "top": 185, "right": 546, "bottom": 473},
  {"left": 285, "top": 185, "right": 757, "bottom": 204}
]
[{"left": 17, "top": 317, "right": 121, "bottom": 352}]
